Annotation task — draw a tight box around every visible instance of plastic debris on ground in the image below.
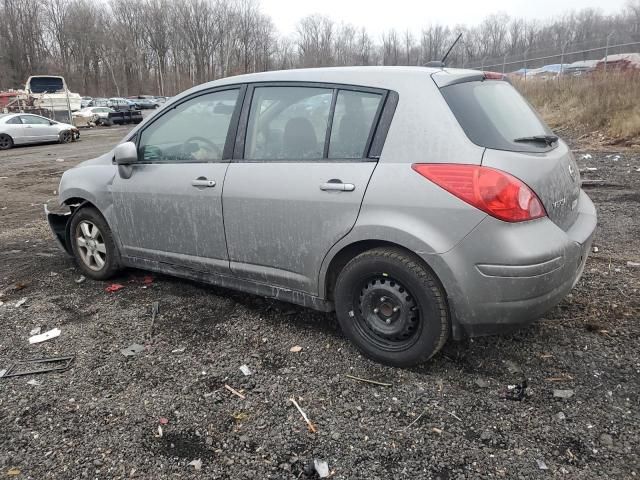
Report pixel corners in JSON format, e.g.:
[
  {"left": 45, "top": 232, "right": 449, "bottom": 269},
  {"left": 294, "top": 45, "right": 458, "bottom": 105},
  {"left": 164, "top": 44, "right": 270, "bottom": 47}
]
[
  {"left": 188, "top": 459, "right": 202, "bottom": 471},
  {"left": 314, "top": 459, "right": 329, "bottom": 478},
  {"left": 27, "top": 379, "right": 42, "bottom": 386},
  {"left": 159, "top": 417, "right": 169, "bottom": 425},
  {"left": 120, "top": 343, "right": 144, "bottom": 356},
  {"left": 239, "top": 364, "right": 252, "bottom": 376},
  {"left": 15, "top": 298, "right": 27, "bottom": 308},
  {"left": 29, "top": 328, "right": 61, "bottom": 344},
  {"left": 580, "top": 154, "right": 592, "bottom": 159},
  {"left": 504, "top": 380, "right": 527, "bottom": 401},
  {"left": 171, "top": 347, "right": 186, "bottom": 354},
  {"left": 290, "top": 345, "right": 303, "bottom": 353},
  {"left": 553, "top": 389, "right": 575, "bottom": 399},
  {"left": 30, "top": 327, "right": 41, "bottom": 336},
  {"left": 105, "top": 283, "right": 125, "bottom": 293},
  {"left": 627, "top": 261, "right": 640, "bottom": 268},
  {"left": 7, "top": 468, "right": 21, "bottom": 476},
  {"left": 536, "top": 459, "right": 549, "bottom": 470},
  {"left": 75, "top": 275, "right": 86, "bottom": 284}
]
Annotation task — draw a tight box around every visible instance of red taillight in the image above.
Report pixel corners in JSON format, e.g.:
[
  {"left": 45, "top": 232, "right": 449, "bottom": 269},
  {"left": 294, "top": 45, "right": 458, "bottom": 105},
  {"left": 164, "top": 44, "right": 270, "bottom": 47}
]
[
  {"left": 411, "top": 164, "right": 546, "bottom": 222},
  {"left": 483, "top": 71, "right": 505, "bottom": 80}
]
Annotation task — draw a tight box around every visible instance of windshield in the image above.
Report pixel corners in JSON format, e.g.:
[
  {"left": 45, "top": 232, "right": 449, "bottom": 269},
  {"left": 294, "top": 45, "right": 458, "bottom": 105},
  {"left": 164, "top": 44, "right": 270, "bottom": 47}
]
[{"left": 440, "top": 80, "right": 555, "bottom": 152}]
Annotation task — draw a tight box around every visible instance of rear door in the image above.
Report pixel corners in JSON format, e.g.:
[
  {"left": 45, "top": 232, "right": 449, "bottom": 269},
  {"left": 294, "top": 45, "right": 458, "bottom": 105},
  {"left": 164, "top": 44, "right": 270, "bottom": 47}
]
[
  {"left": 3, "top": 116, "right": 28, "bottom": 144},
  {"left": 222, "top": 84, "right": 387, "bottom": 295},
  {"left": 110, "top": 86, "right": 243, "bottom": 273}
]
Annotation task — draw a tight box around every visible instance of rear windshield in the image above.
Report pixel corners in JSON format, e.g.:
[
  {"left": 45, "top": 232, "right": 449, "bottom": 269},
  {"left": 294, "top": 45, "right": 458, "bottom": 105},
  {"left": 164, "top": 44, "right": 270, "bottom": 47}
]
[{"left": 440, "top": 80, "right": 555, "bottom": 153}]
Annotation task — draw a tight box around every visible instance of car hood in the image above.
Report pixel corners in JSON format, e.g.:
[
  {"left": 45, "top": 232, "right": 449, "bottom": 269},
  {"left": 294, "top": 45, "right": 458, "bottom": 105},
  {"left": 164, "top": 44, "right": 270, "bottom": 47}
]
[{"left": 76, "top": 151, "right": 113, "bottom": 167}]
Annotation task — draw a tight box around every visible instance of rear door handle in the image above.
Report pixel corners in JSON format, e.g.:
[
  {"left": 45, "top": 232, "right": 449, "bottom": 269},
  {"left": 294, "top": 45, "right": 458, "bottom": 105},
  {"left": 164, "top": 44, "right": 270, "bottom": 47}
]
[
  {"left": 191, "top": 177, "right": 216, "bottom": 188},
  {"left": 320, "top": 181, "right": 355, "bottom": 192}
]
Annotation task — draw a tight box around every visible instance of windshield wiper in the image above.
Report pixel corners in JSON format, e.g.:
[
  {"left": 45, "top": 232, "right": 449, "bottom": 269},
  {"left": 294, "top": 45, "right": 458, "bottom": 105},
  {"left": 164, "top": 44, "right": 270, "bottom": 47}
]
[{"left": 513, "top": 135, "right": 559, "bottom": 146}]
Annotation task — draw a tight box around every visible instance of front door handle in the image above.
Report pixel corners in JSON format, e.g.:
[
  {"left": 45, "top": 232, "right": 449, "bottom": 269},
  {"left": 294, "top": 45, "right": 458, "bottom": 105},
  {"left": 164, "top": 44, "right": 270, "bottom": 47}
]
[
  {"left": 191, "top": 177, "right": 216, "bottom": 188},
  {"left": 320, "top": 180, "right": 355, "bottom": 192}
]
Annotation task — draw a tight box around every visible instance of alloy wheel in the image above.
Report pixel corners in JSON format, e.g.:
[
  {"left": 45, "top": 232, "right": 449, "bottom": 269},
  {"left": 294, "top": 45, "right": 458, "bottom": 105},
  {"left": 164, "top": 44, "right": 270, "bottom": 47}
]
[{"left": 75, "top": 220, "right": 107, "bottom": 271}]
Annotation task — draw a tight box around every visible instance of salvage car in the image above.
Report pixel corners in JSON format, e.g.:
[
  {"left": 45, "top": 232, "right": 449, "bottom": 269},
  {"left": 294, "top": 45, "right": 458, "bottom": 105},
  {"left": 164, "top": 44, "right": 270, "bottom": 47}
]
[
  {"left": 0, "top": 113, "right": 79, "bottom": 149},
  {"left": 73, "top": 106, "right": 116, "bottom": 125},
  {"left": 46, "top": 67, "right": 597, "bottom": 366}
]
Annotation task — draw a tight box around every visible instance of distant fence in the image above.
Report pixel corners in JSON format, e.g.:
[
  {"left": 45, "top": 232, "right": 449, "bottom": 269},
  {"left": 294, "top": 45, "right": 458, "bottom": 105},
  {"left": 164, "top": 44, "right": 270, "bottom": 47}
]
[{"left": 461, "top": 39, "right": 640, "bottom": 73}]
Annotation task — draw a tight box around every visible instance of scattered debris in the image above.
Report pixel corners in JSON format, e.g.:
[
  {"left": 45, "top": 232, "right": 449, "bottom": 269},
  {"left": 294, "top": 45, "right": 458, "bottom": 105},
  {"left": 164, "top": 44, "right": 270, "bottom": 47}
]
[
  {"left": 627, "top": 261, "right": 640, "bottom": 268},
  {"left": 159, "top": 417, "right": 169, "bottom": 425},
  {"left": 0, "top": 355, "right": 74, "bottom": 378},
  {"left": 231, "top": 412, "right": 249, "bottom": 422},
  {"left": 554, "top": 412, "right": 566, "bottom": 422},
  {"left": 504, "top": 380, "right": 528, "bottom": 401},
  {"left": 29, "top": 327, "right": 61, "bottom": 344},
  {"left": 15, "top": 298, "right": 27, "bottom": 308},
  {"left": 289, "top": 397, "right": 317, "bottom": 433},
  {"left": 6, "top": 468, "right": 21, "bottom": 476},
  {"left": 55, "top": 158, "right": 65, "bottom": 162},
  {"left": 580, "top": 153, "right": 592, "bottom": 159},
  {"left": 171, "top": 347, "right": 186, "bottom": 354},
  {"left": 432, "top": 427, "right": 443, "bottom": 434},
  {"left": 105, "top": 283, "right": 124, "bottom": 293},
  {"left": 120, "top": 343, "right": 144, "bottom": 357},
  {"left": 345, "top": 374, "right": 392, "bottom": 387},
  {"left": 29, "top": 326, "right": 42, "bottom": 336},
  {"left": 142, "top": 275, "right": 154, "bottom": 285},
  {"left": 592, "top": 246, "right": 599, "bottom": 253},
  {"left": 402, "top": 410, "right": 427, "bottom": 431},
  {"left": 474, "top": 378, "right": 490, "bottom": 389},
  {"left": 15, "top": 281, "right": 30, "bottom": 290},
  {"left": 155, "top": 425, "right": 163, "bottom": 438},
  {"left": 599, "top": 433, "right": 614, "bottom": 447},
  {"left": 148, "top": 301, "right": 159, "bottom": 339},
  {"left": 0, "top": 369, "right": 6, "bottom": 378},
  {"left": 504, "top": 360, "right": 522, "bottom": 374},
  {"left": 188, "top": 459, "right": 202, "bottom": 471},
  {"left": 536, "top": 459, "right": 549, "bottom": 470},
  {"left": 239, "top": 364, "right": 252, "bottom": 376},
  {"left": 553, "top": 389, "right": 575, "bottom": 399},
  {"left": 290, "top": 345, "right": 303, "bottom": 353},
  {"left": 313, "top": 459, "right": 329, "bottom": 478},
  {"left": 27, "top": 379, "right": 42, "bottom": 386},
  {"left": 224, "top": 384, "right": 246, "bottom": 400},
  {"left": 75, "top": 275, "right": 86, "bottom": 284}
]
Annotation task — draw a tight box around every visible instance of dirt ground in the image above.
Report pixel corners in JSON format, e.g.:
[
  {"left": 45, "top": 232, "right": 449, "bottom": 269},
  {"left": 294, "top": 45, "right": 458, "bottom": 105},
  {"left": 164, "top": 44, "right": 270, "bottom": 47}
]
[{"left": 0, "top": 127, "right": 638, "bottom": 479}]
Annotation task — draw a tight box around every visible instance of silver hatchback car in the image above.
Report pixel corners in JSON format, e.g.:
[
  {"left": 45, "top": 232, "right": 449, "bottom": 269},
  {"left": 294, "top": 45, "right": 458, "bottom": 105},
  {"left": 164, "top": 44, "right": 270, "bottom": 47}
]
[{"left": 47, "top": 67, "right": 596, "bottom": 367}]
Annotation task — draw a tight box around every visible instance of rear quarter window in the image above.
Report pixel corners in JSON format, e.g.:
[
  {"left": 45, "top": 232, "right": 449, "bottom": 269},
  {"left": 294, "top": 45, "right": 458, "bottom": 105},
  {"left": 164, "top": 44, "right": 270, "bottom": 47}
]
[{"left": 440, "top": 80, "right": 555, "bottom": 153}]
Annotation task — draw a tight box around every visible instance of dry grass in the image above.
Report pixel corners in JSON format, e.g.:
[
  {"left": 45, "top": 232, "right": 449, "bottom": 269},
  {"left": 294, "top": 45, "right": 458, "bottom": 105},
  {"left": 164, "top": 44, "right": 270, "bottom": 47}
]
[{"left": 515, "top": 72, "right": 640, "bottom": 147}]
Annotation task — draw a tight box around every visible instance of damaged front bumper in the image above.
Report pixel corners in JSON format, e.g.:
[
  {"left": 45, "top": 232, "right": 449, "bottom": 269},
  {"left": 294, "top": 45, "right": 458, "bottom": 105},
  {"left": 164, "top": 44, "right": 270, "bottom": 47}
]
[{"left": 44, "top": 201, "right": 73, "bottom": 255}]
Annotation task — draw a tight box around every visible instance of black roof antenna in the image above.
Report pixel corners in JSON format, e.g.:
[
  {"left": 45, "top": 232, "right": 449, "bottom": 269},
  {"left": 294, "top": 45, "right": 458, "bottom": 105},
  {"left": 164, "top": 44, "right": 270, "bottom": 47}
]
[{"left": 424, "top": 32, "right": 463, "bottom": 68}]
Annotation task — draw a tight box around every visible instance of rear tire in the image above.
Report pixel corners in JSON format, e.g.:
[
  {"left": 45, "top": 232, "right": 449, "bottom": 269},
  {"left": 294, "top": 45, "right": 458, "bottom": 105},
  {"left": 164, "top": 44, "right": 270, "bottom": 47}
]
[
  {"left": 334, "top": 247, "right": 449, "bottom": 367},
  {"left": 0, "top": 134, "right": 13, "bottom": 150},
  {"left": 69, "top": 207, "right": 120, "bottom": 280}
]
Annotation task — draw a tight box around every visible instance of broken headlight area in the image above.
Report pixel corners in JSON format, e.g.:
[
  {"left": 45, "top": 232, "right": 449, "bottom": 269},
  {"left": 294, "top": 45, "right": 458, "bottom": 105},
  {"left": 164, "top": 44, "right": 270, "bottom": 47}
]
[{"left": 44, "top": 200, "right": 74, "bottom": 255}]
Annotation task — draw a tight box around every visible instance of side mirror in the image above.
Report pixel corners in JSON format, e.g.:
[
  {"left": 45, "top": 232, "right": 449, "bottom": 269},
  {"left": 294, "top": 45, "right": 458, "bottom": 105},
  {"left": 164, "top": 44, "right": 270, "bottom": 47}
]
[{"left": 114, "top": 141, "right": 138, "bottom": 165}]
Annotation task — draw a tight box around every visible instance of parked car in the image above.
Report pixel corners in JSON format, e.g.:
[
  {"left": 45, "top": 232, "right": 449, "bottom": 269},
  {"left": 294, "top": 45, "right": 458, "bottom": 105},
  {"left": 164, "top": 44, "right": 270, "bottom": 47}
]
[
  {"left": 73, "top": 106, "right": 116, "bottom": 126},
  {"left": 561, "top": 60, "right": 598, "bottom": 76},
  {"left": 137, "top": 98, "right": 159, "bottom": 109},
  {"left": 107, "top": 97, "right": 140, "bottom": 110},
  {"left": 80, "top": 96, "right": 93, "bottom": 108},
  {"left": 46, "top": 67, "right": 596, "bottom": 366},
  {"left": 0, "top": 113, "right": 79, "bottom": 149},
  {"left": 92, "top": 98, "right": 109, "bottom": 107}
]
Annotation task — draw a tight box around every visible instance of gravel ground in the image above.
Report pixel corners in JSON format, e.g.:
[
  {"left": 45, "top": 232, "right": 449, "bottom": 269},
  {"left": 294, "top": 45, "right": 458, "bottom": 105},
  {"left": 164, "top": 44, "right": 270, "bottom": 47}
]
[{"left": 0, "top": 129, "right": 638, "bottom": 479}]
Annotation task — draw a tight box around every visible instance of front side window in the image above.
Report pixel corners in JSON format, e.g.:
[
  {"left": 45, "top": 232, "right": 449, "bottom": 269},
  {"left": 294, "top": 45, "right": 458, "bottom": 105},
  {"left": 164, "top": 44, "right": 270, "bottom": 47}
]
[
  {"left": 329, "top": 90, "right": 382, "bottom": 159},
  {"left": 138, "top": 89, "right": 239, "bottom": 163},
  {"left": 245, "top": 86, "right": 332, "bottom": 160}
]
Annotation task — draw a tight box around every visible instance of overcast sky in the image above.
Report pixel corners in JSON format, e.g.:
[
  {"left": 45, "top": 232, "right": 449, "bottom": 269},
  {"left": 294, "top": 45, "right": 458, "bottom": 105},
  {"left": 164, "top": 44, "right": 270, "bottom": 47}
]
[{"left": 261, "top": 0, "right": 629, "bottom": 37}]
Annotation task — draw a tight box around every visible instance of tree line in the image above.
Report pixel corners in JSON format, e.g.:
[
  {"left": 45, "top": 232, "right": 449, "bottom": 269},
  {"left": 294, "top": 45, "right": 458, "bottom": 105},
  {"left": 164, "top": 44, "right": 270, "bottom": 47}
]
[{"left": 1, "top": 0, "right": 639, "bottom": 96}]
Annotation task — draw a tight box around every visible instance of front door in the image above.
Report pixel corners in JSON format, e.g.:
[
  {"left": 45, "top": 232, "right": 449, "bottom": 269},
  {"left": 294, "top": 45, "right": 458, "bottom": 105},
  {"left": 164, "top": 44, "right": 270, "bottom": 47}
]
[
  {"left": 110, "top": 87, "right": 242, "bottom": 274},
  {"left": 21, "top": 114, "right": 58, "bottom": 142},
  {"left": 223, "top": 85, "right": 385, "bottom": 295}
]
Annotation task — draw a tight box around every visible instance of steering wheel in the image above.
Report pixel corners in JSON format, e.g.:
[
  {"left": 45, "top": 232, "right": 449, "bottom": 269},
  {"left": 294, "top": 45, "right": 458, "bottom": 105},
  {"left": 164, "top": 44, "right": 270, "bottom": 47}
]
[{"left": 183, "top": 136, "right": 222, "bottom": 160}]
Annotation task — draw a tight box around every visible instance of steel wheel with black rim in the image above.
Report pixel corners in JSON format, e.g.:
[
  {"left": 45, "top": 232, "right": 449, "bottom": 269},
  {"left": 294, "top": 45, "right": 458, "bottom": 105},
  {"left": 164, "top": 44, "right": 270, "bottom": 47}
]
[
  {"left": 0, "top": 134, "right": 13, "bottom": 150},
  {"left": 334, "top": 247, "right": 449, "bottom": 367},
  {"left": 70, "top": 207, "right": 120, "bottom": 280},
  {"left": 59, "top": 130, "right": 73, "bottom": 144}
]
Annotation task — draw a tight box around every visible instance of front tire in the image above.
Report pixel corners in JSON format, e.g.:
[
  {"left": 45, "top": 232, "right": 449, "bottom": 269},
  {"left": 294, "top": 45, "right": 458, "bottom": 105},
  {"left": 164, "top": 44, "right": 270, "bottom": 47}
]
[
  {"left": 334, "top": 247, "right": 449, "bottom": 367},
  {"left": 0, "top": 134, "right": 13, "bottom": 150},
  {"left": 69, "top": 207, "right": 120, "bottom": 280}
]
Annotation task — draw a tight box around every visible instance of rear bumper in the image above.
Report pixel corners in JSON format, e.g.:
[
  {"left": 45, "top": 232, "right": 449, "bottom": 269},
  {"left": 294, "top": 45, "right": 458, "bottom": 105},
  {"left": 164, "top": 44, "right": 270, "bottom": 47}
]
[{"left": 424, "top": 189, "right": 597, "bottom": 338}]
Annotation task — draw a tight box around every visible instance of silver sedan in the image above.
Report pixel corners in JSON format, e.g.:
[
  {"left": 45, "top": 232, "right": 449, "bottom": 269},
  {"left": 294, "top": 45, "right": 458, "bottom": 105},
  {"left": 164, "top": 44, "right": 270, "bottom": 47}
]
[{"left": 0, "top": 113, "right": 79, "bottom": 150}]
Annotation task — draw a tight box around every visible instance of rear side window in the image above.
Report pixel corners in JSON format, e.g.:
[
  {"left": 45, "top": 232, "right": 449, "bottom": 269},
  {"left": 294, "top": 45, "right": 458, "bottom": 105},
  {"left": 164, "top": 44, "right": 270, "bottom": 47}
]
[
  {"left": 440, "top": 80, "right": 554, "bottom": 152},
  {"left": 245, "top": 86, "right": 332, "bottom": 160},
  {"left": 329, "top": 90, "right": 382, "bottom": 159}
]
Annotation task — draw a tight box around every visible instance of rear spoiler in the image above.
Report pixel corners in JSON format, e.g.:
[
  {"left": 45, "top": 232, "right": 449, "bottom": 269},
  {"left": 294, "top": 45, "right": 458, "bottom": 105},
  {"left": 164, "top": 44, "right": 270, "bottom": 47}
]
[{"left": 431, "top": 70, "right": 509, "bottom": 88}]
